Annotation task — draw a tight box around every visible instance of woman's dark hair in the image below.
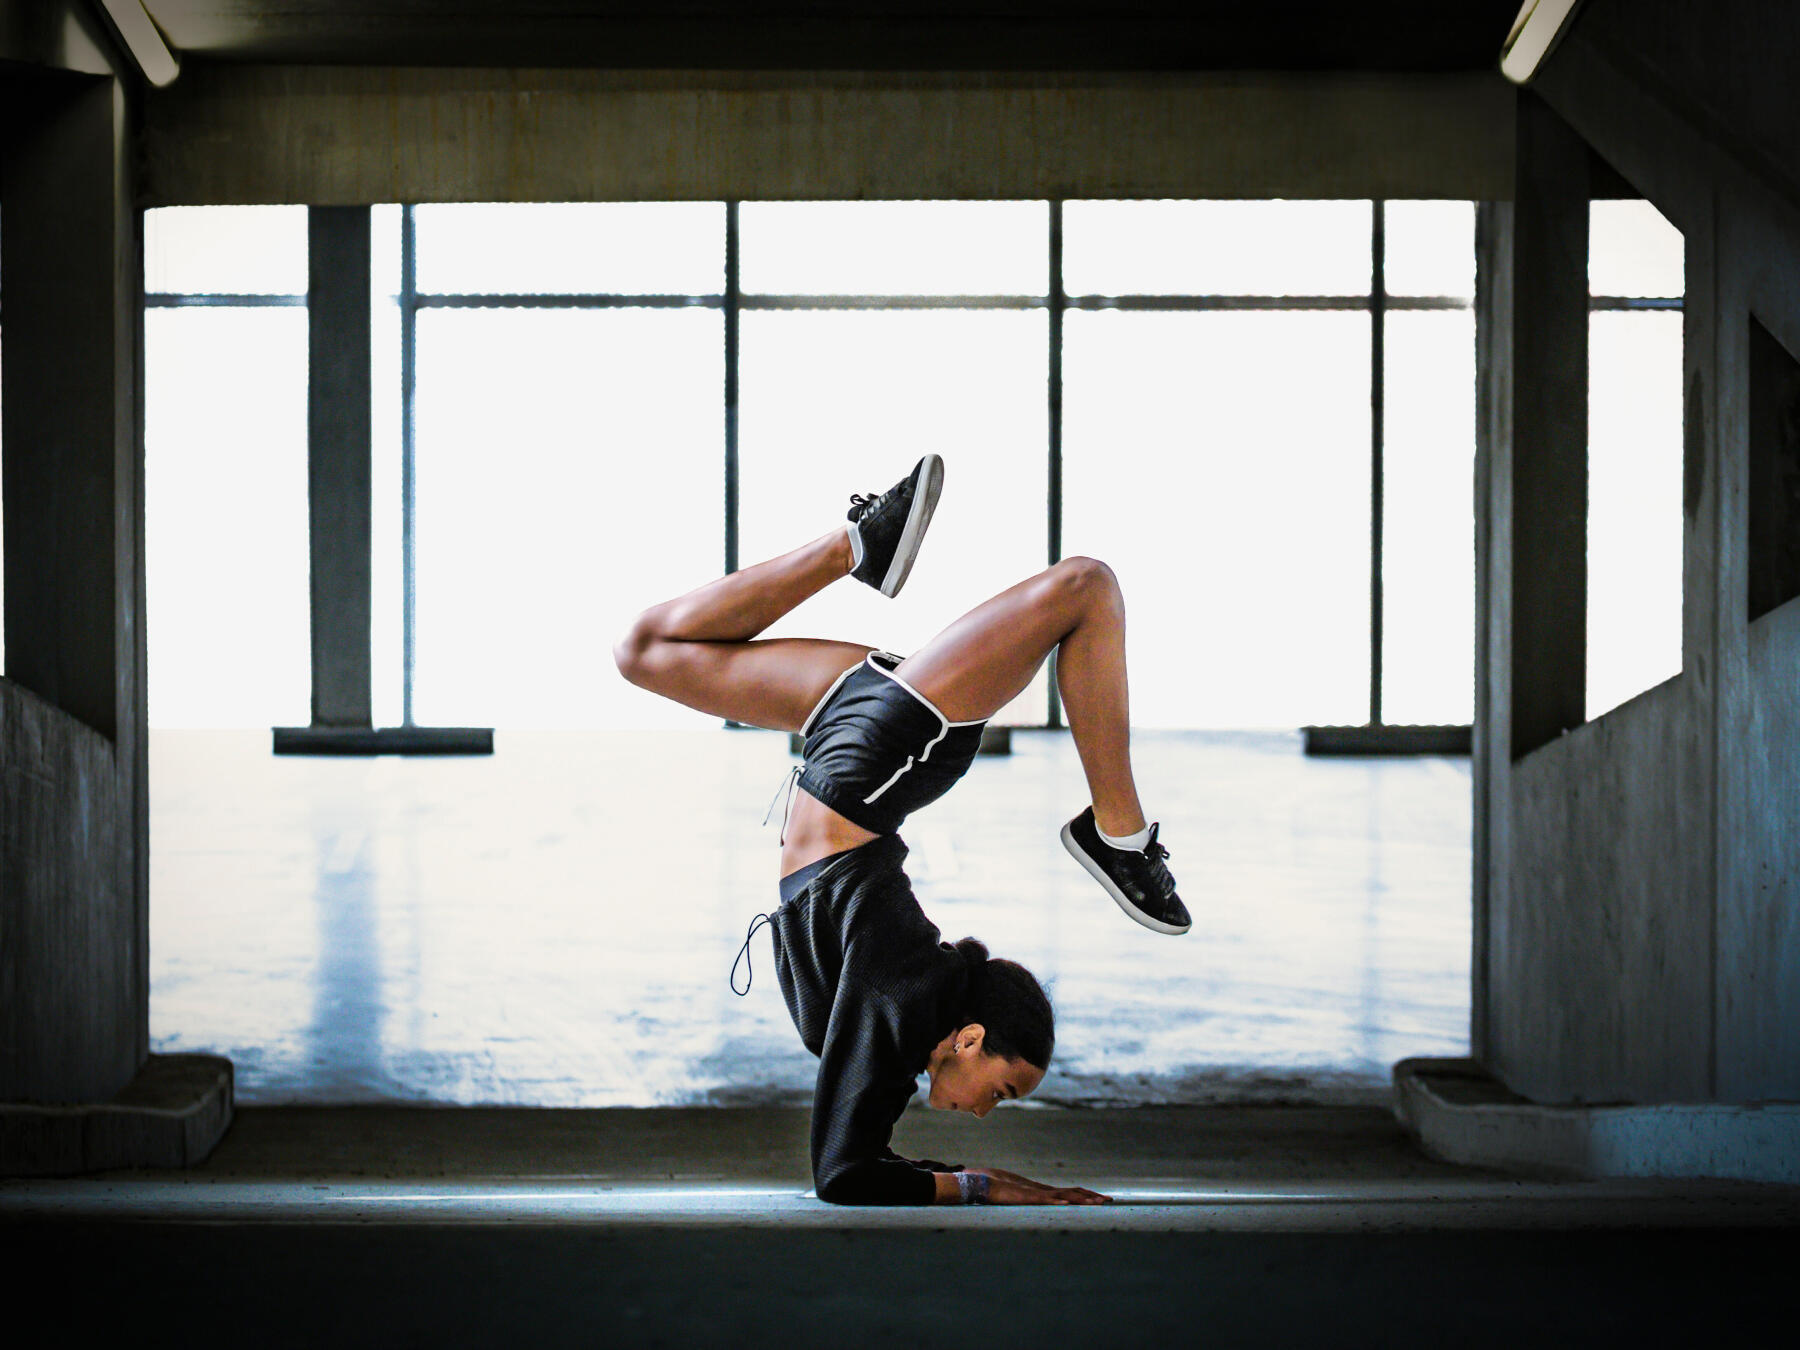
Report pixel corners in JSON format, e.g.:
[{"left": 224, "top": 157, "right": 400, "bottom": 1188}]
[{"left": 952, "top": 937, "right": 1055, "bottom": 1071}]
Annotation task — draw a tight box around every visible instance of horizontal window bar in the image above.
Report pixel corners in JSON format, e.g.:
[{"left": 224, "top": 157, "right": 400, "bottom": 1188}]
[
  {"left": 412, "top": 293, "right": 726, "bottom": 310},
  {"left": 1068, "top": 294, "right": 1471, "bottom": 311},
  {"left": 1590, "top": 296, "right": 1684, "bottom": 310},
  {"left": 1071, "top": 294, "right": 1364, "bottom": 311},
  {"left": 742, "top": 294, "right": 1043, "bottom": 310},
  {"left": 145, "top": 293, "right": 307, "bottom": 307},
  {"left": 148, "top": 291, "right": 1477, "bottom": 312},
  {"left": 147, "top": 291, "right": 1478, "bottom": 313}
]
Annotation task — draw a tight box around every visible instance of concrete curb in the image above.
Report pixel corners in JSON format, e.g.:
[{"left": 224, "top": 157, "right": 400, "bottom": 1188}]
[
  {"left": 1393, "top": 1057, "right": 1800, "bottom": 1184},
  {"left": 1, "top": 1053, "right": 234, "bottom": 1177}
]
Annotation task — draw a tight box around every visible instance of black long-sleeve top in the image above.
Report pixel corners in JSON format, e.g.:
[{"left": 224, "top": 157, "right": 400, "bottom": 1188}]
[{"left": 771, "top": 834, "right": 968, "bottom": 1205}]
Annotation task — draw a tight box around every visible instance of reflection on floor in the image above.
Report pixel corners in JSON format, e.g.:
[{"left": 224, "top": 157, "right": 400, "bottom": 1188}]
[{"left": 149, "top": 728, "right": 1471, "bottom": 1106}]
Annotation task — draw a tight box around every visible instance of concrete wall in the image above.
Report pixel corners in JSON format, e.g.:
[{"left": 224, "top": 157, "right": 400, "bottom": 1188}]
[
  {"left": 0, "top": 2, "right": 148, "bottom": 1104},
  {"left": 140, "top": 66, "right": 1514, "bottom": 206},
  {"left": 1475, "top": 0, "right": 1800, "bottom": 1105},
  {"left": 0, "top": 682, "right": 135, "bottom": 1100}
]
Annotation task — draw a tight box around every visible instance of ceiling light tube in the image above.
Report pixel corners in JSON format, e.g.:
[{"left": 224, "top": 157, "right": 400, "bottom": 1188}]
[
  {"left": 1500, "top": 0, "right": 1587, "bottom": 84},
  {"left": 95, "top": 0, "right": 180, "bottom": 87}
]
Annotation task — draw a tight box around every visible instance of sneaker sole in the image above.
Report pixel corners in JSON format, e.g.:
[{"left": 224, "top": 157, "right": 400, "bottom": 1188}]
[
  {"left": 1059, "top": 819, "right": 1191, "bottom": 936},
  {"left": 878, "top": 453, "right": 945, "bottom": 598}
]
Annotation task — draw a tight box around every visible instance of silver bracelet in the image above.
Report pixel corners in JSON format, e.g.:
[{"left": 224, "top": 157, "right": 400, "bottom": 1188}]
[{"left": 954, "top": 1171, "right": 991, "bottom": 1204}]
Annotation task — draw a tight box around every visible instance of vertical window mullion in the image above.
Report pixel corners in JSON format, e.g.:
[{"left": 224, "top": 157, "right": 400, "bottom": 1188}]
[
  {"left": 1048, "top": 199, "right": 1067, "bottom": 729},
  {"left": 1370, "top": 199, "right": 1387, "bottom": 727},
  {"left": 724, "top": 201, "right": 741, "bottom": 578}
]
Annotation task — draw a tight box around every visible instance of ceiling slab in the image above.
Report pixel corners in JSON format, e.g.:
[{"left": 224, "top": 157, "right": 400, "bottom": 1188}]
[{"left": 139, "top": 2, "right": 1522, "bottom": 70}]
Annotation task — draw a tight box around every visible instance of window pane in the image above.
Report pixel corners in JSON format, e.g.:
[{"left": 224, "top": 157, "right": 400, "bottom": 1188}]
[
  {"left": 1588, "top": 309, "right": 1684, "bottom": 719},
  {"left": 411, "top": 309, "right": 723, "bottom": 727},
  {"left": 146, "top": 309, "right": 310, "bottom": 726},
  {"left": 1589, "top": 200, "right": 1684, "bottom": 298},
  {"left": 145, "top": 205, "right": 308, "bottom": 295},
  {"left": 1384, "top": 200, "right": 1475, "bottom": 299},
  {"left": 1063, "top": 311, "right": 1371, "bottom": 727},
  {"left": 413, "top": 202, "right": 725, "bottom": 295},
  {"left": 1063, "top": 200, "right": 1372, "bottom": 297},
  {"left": 737, "top": 201, "right": 1046, "bottom": 296},
  {"left": 738, "top": 310, "right": 1050, "bottom": 725},
  {"left": 1383, "top": 311, "right": 1476, "bottom": 724}
]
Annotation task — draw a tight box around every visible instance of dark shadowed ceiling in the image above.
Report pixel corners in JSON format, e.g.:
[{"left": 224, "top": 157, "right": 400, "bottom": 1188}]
[{"left": 137, "top": 1, "right": 1523, "bottom": 70}]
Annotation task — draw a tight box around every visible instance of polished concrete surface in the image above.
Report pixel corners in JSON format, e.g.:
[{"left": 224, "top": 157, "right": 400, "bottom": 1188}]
[
  {"left": 9, "top": 1105, "right": 1797, "bottom": 1229},
  {"left": 150, "top": 729, "right": 1471, "bottom": 1107},
  {"left": 6, "top": 1107, "right": 1796, "bottom": 1348}
]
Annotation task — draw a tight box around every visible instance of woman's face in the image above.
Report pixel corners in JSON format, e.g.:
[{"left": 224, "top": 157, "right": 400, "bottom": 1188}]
[{"left": 926, "top": 1024, "right": 1045, "bottom": 1117}]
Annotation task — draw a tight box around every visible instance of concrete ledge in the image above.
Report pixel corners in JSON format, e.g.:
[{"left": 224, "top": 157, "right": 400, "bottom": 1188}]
[
  {"left": 0, "top": 1054, "right": 234, "bottom": 1177},
  {"left": 272, "top": 725, "right": 494, "bottom": 755},
  {"left": 1303, "top": 724, "right": 1472, "bottom": 756},
  {"left": 1393, "top": 1057, "right": 1800, "bottom": 1184}
]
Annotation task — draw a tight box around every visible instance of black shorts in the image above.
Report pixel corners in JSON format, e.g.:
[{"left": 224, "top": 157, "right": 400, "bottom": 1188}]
[{"left": 796, "top": 651, "right": 987, "bottom": 835}]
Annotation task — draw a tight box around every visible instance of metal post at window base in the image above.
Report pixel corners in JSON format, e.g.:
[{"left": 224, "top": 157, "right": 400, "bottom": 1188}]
[
  {"left": 1301, "top": 724, "right": 1472, "bottom": 757},
  {"left": 272, "top": 725, "right": 494, "bottom": 756}
]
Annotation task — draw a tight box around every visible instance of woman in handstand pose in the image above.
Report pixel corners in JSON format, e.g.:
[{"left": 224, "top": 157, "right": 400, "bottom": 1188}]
[{"left": 614, "top": 455, "right": 1187, "bottom": 1206}]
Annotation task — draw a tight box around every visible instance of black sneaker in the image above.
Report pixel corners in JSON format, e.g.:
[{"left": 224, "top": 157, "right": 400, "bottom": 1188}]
[
  {"left": 846, "top": 454, "right": 945, "bottom": 597},
  {"left": 1060, "top": 807, "right": 1191, "bottom": 935}
]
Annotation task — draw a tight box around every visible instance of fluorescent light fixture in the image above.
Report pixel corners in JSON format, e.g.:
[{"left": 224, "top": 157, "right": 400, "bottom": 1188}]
[
  {"left": 96, "top": 0, "right": 180, "bottom": 87},
  {"left": 1499, "top": 0, "right": 1586, "bottom": 84}
]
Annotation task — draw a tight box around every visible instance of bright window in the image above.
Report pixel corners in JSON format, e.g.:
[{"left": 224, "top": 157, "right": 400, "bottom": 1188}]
[
  {"left": 1063, "top": 308, "right": 1372, "bottom": 728},
  {"left": 1587, "top": 199, "right": 1684, "bottom": 720}
]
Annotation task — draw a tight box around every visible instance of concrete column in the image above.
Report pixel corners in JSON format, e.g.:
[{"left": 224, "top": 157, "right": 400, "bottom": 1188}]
[
  {"left": 1471, "top": 197, "right": 1514, "bottom": 1065},
  {"left": 2, "top": 49, "right": 233, "bottom": 1172},
  {"left": 1508, "top": 93, "right": 1591, "bottom": 760},
  {"left": 306, "top": 207, "right": 374, "bottom": 729},
  {"left": 0, "top": 69, "right": 143, "bottom": 1101}
]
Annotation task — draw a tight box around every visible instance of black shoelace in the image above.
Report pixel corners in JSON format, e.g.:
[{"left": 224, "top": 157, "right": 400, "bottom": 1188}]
[
  {"left": 1142, "top": 823, "right": 1176, "bottom": 897},
  {"left": 846, "top": 487, "right": 894, "bottom": 523}
]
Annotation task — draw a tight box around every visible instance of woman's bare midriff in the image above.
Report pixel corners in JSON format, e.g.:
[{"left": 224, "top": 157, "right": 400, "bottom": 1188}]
[{"left": 780, "top": 788, "right": 882, "bottom": 878}]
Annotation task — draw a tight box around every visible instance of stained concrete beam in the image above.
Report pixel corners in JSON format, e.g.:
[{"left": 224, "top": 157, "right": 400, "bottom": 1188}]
[{"left": 141, "top": 66, "right": 1515, "bottom": 206}]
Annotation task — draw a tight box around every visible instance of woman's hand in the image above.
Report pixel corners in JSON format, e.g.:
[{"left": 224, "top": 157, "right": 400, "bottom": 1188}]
[{"left": 967, "top": 1167, "right": 1112, "bottom": 1205}]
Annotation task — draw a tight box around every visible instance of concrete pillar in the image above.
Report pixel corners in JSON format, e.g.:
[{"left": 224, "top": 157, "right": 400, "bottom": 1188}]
[
  {"left": 1507, "top": 92, "right": 1591, "bottom": 760},
  {"left": 1, "top": 69, "right": 145, "bottom": 1102},
  {"left": 1470, "top": 197, "right": 1512, "bottom": 1066},
  {"left": 273, "top": 208, "right": 490, "bottom": 756},
  {"left": 2, "top": 53, "right": 232, "bottom": 1174},
  {"left": 306, "top": 207, "right": 374, "bottom": 729}
]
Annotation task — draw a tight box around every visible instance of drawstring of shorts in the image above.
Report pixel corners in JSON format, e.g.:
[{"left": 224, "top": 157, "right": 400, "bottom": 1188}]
[
  {"left": 730, "top": 912, "right": 775, "bottom": 996},
  {"left": 735, "top": 764, "right": 801, "bottom": 994},
  {"left": 762, "top": 764, "right": 802, "bottom": 845}
]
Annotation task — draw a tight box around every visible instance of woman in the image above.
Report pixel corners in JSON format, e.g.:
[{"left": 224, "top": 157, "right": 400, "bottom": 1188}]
[{"left": 614, "top": 455, "right": 1187, "bottom": 1206}]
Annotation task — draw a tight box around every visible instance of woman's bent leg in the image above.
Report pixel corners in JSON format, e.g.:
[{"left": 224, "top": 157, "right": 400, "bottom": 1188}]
[
  {"left": 895, "top": 557, "right": 1146, "bottom": 837},
  {"left": 614, "top": 528, "right": 873, "bottom": 732}
]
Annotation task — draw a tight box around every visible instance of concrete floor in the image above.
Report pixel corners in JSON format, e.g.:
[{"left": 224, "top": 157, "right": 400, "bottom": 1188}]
[
  {"left": 149, "top": 728, "right": 1472, "bottom": 1107},
  {"left": 6, "top": 1107, "right": 1796, "bottom": 1346}
]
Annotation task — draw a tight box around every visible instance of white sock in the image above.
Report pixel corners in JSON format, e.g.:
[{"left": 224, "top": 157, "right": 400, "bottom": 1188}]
[
  {"left": 846, "top": 522, "right": 865, "bottom": 569},
  {"left": 1098, "top": 821, "right": 1152, "bottom": 852}
]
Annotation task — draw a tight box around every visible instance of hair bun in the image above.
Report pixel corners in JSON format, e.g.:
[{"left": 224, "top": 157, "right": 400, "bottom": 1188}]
[
  {"left": 952, "top": 936, "right": 990, "bottom": 971},
  {"left": 947, "top": 940, "right": 1055, "bottom": 1071}
]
